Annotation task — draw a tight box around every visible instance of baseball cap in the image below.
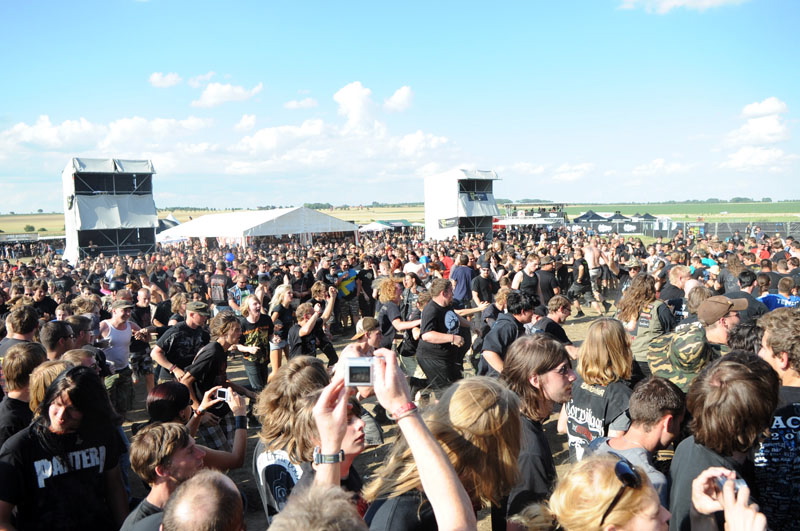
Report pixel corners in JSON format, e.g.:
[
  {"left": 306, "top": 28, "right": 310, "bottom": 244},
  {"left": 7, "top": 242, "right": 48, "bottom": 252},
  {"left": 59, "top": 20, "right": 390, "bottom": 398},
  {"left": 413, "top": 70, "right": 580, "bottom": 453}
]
[
  {"left": 351, "top": 317, "right": 379, "bottom": 340},
  {"left": 111, "top": 300, "right": 134, "bottom": 310},
  {"left": 186, "top": 301, "right": 210, "bottom": 316},
  {"left": 697, "top": 296, "right": 747, "bottom": 326}
]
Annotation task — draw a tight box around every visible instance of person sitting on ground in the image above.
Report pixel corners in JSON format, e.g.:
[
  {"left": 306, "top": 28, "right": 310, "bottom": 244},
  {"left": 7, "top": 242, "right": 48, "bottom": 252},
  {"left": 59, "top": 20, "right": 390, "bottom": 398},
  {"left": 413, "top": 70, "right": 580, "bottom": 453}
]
[{"left": 586, "top": 376, "right": 685, "bottom": 508}]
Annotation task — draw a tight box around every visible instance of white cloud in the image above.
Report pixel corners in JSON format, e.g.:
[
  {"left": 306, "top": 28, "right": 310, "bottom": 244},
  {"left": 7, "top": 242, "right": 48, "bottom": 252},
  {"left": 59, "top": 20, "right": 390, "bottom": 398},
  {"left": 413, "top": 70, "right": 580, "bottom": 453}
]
[
  {"left": 284, "top": 98, "right": 318, "bottom": 110},
  {"left": 235, "top": 114, "right": 256, "bottom": 131},
  {"left": 396, "top": 130, "right": 448, "bottom": 157},
  {"left": 1, "top": 115, "right": 105, "bottom": 149},
  {"left": 98, "top": 116, "right": 212, "bottom": 151},
  {"left": 333, "top": 81, "right": 377, "bottom": 134},
  {"left": 726, "top": 115, "right": 789, "bottom": 146},
  {"left": 720, "top": 146, "right": 795, "bottom": 171},
  {"left": 742, "top": 97, "right": 788, "bottom": 118},
  {"left": 510, "top": 162, "right": 546, "bottom": 175},
  {"left": 619, "top": 0, "right": 748, "bottom": 14},
  {"left": 552, "top": 163, "right": 594, "bottom": 182},
  {"left": 232, "top": 119, "right": 326, "bottom": 154},
  {"left": 191, "top": 82, "right": 263, "bottom": 108},
  {"left": 149, "top": 72, "right": 182, "bottom": 88},
  {"left": 632, "top": 158, "right": 693, "bottom": 176},
  {"left": 384, "top": 86, "right": 413, "bottom": 112},
  {"left": 188, "top": 71, "right": 216, "bottom": 88}
]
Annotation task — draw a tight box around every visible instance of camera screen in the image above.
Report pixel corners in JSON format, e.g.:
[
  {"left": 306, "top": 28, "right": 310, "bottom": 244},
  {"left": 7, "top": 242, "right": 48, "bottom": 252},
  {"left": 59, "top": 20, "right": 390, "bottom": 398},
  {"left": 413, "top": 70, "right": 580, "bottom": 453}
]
[{"left": 349, "top": 366, "right": 372, "bottom": 384}]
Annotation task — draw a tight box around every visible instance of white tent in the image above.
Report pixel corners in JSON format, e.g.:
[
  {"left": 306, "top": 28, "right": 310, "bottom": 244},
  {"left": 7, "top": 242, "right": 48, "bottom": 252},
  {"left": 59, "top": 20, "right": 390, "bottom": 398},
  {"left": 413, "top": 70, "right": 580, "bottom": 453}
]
[
  {"left": 156, "top": 207, "right": 358, "bottom": 243},
  {"left": 358, "top": 221, "right": 392, "bottom": 232}
]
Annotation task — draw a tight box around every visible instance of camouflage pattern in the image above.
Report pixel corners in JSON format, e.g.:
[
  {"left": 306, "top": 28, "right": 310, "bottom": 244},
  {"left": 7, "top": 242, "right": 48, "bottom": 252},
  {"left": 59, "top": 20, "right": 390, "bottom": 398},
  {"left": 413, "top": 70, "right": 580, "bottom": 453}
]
[{"left": 647, "top": 322, "right": 729, "bottom": 392}]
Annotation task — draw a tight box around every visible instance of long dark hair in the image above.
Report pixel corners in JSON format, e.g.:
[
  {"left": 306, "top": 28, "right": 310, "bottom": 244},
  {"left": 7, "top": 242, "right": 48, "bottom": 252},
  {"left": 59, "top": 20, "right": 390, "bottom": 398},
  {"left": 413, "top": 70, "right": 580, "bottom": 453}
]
[{"left": 33, "top": 366, "right": 121, "bottom": 466}]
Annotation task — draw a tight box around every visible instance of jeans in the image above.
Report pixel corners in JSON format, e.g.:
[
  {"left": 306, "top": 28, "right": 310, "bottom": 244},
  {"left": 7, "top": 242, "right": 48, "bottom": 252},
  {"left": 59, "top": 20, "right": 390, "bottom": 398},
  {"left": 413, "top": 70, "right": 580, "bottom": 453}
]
[{"left": 242, "top": 358, "right": 270, "bottom": 393}]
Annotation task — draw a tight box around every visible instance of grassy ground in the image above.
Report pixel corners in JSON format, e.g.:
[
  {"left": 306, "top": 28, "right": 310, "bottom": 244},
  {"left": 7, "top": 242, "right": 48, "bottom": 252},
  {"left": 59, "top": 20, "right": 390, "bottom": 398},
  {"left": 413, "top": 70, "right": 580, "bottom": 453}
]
[{"left": 3, "top": 201, "right": 798, "bottom": 237}]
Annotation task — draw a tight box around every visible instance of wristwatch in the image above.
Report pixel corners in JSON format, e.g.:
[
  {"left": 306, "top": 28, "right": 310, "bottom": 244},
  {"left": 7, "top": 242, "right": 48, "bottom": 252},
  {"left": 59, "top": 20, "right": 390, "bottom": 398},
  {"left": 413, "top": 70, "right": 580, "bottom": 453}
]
[{"left": 313, "top": 446, "right": 345, "bottom": 464}]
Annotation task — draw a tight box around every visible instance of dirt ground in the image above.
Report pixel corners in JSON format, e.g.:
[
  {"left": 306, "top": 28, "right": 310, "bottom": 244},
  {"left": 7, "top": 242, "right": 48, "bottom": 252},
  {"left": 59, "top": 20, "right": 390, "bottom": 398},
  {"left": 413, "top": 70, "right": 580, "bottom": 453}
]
[{"left": 123, "top": 308, "right": 604, "bottom": 530}]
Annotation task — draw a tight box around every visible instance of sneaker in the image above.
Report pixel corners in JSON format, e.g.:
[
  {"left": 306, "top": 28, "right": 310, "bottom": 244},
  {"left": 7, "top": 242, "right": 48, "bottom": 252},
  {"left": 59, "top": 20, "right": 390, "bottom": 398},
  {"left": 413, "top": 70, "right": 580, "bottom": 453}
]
[
  {"left": 575, "top": 310, "right": 585, "bottom": 318},
  {"left": 602, "top": 301, "right": 612, "bottom": 314}
]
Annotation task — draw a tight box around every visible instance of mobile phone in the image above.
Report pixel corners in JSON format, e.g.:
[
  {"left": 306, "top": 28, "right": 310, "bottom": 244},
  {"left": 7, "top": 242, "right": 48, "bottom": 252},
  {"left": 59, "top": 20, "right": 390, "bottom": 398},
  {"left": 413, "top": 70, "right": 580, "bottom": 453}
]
[
  {"left": 344, "top": 357, "right": 374, "bottom": 387},
  {"left": 215, "top": 389, "right": 229, "bottom": 401}
]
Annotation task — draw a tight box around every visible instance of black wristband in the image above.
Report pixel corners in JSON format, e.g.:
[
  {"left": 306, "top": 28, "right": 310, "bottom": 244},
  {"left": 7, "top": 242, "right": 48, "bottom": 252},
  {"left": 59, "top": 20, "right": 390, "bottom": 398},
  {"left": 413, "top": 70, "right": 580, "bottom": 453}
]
[{"left": 234, "top": 415, "right": 247, "bottom": 430}]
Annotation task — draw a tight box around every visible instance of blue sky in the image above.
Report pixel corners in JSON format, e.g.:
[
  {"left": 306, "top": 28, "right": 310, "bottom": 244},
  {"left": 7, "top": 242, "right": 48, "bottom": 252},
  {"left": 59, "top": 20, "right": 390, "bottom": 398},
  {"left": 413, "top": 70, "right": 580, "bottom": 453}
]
[{"left": 1, "top": 0, "right": 797, "bottom": 212}]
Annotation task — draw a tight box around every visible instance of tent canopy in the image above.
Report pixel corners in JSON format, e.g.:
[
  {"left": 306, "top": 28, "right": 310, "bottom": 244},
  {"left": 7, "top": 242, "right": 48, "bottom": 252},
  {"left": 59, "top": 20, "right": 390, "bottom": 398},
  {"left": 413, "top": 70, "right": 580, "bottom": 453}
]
[
  {"left": 156, "top": 207, "right": 357, "bottom": 241},
  {"left": 573, "top": 210, "right": 608, "bottom": 223},
  {"left": 359, "top": 221, "right": 392, "bottom": 232}
]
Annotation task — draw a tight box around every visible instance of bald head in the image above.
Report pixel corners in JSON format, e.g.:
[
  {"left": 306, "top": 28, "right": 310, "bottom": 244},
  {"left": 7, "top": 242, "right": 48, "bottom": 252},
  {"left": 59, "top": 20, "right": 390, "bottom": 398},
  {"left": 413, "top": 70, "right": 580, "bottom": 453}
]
[{"left": 161, "top": 470, "right": 243, "bottom": 531}]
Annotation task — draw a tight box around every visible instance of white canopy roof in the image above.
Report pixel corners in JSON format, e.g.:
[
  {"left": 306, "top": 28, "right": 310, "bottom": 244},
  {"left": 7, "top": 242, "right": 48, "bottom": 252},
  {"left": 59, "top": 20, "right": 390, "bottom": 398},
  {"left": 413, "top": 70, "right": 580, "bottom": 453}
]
[
  {"left": 156, "top": 207, "right": 357, "bottom": 241},
  {"left": 358, "top": 221, "right": 392, "bottom": 232}
]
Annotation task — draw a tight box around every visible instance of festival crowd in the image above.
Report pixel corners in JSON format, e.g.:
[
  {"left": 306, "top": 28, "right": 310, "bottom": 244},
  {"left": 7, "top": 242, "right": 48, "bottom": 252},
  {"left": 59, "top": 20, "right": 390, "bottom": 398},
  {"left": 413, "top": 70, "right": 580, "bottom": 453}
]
[{"left": 0, "top": 223, "right": 798, "bottom": 530}]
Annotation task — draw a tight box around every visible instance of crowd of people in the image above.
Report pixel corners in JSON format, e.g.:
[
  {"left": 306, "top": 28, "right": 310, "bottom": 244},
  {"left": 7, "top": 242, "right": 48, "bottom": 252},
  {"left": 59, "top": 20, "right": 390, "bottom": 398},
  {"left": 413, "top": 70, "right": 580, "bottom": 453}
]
[{"left": 0, "top": 222, "right": 798, "bottom": 530}]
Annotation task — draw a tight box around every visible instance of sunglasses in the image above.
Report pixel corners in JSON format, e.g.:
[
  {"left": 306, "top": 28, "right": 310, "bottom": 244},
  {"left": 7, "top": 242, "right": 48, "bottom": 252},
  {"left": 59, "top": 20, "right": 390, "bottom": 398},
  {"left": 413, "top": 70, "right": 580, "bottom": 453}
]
[{"left": 599, "top": 455, "right": 643, "bottom": 526}]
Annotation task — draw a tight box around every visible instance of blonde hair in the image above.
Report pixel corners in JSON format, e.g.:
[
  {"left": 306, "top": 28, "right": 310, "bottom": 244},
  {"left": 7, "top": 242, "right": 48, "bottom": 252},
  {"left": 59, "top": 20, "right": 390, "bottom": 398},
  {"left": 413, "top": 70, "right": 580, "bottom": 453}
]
[
  {"left": 270, "top": 285, "right": 292, "bottom": 312},
  {"left": 378, "top": 277, "right": 403, "bottom": 303},
  {"left": 578, "top": 318, "right": 632, "bottom": 385},
  {"left": 363, "top": 377, "right": 520, "bottom": 507},
  {"left": 513, "top": 454, "right": 659, "bottom": 531},
  {"left": 29, "top": 360, "right": 75, "bottom": 412},
  {"left": 255, "top": 356, "right": 329, "bottom": 463}
]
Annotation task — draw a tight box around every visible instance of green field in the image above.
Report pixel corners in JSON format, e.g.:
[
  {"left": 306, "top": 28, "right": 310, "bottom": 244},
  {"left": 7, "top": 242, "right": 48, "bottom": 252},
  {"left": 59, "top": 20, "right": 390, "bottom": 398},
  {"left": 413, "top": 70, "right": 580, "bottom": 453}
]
[
  {"left": 562, "top": 201, "right": 800, "bottom": 221},
  {"left": 2, "top": 201, "right": 798, "bottom": 238}
]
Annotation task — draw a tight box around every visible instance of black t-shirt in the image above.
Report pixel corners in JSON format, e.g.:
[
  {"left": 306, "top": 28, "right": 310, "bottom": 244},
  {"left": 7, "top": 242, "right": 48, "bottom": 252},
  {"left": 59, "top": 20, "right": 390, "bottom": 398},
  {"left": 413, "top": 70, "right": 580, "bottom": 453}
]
[
  {"left": 753, "top": 386, "right": 800, "bottom": 530},
  {"left": 535, "top": 269, "right": 559, "bottom": 305},
  {"left": 185, "top": 342, "right": 230, "bottom": 417},
  {"left": 270, "top": 304, "right": 294, "bottom": 340},
  {"left": 287, "top": 324, "right": 317, "bottom": 360},
  {"left": 155, "top": 322, "right": 210, "bottom": 369},
  {"left": 417, "top": 300, "right": 458, "bottom": 360},
  {"left": 52, "top": 275, "right": 74, "bottom": 294},
  {"left": 659, "top": 284, "right": 684, "bottom": 301},
  {"left": 120, "top": 498, "right": 162, "bottom": 531},
  {"left": 131, "top": 304, "right": 153, "bottom": 328},
  {"left": 149, "top": 270, "right": 169, "bottom": 293},
  {"left": 565, "top": 378, "right": 632, "bottom": 462},
  {"left": 365, "top": 489, "right": 437, "bottom": 531},
  {"left": 377, "top": 301, "right": 402, "bottom": 348},
  {"left": 0, "top": 396, "right": 33, "bottom": 448},
  {"left": 0, "top": 424, "right": 124, "bottom": 531},
  {"left": 506, "top": 415, "right": 556, "bottom": 518},
  {"left": 478, "top": 313, "right": 525, "bottom": 378},
  {"left": 208, "top": 273, "right": 232, "bottom": 305},
  {"left": 572, "top": 258, "right": 590, "bottom": 285},
  {"left": 532, "top": 317, "right": 572, "bottom": 345},
  {"left": 33, "top": 297, "right": 58, "bottom": 319},
  {"left": 239, "top": 314, "right": 273, "bottom": 364},
  {"left": 470, "top": 275, "right": 497, "bottom": 304},
  {"left": 357, "top": 268, "right": 375, "bottom": 299},
  {"left": 153, "top": 300, "right": 172, "bottom": 328}
]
